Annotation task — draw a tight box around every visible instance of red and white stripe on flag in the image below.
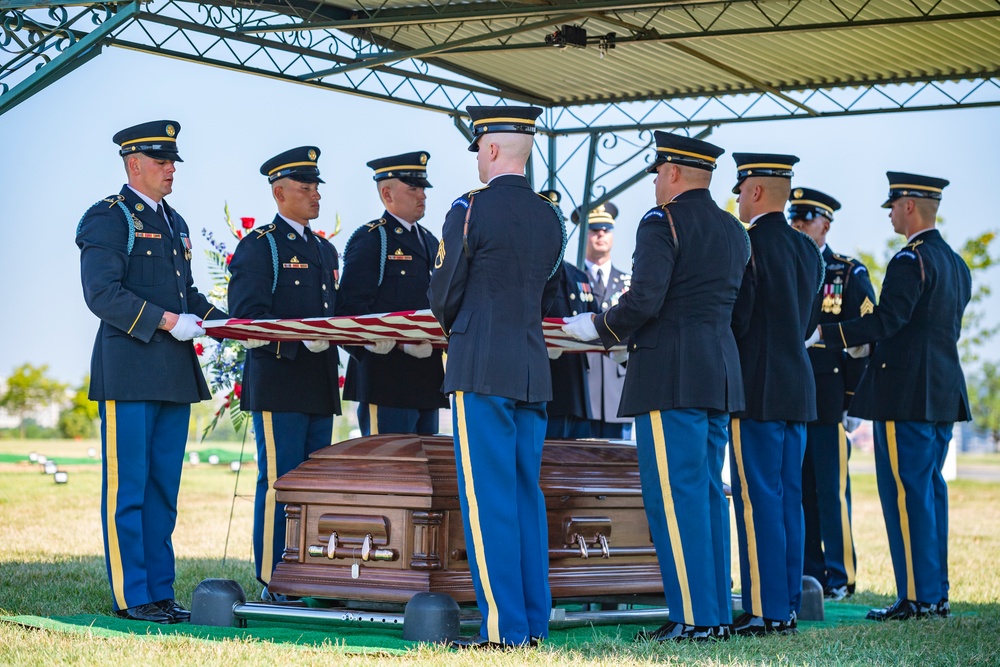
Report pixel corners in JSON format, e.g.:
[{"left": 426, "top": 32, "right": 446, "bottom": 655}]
[{"left": 202, "top": 308, "right": 615, "bottom": 353}]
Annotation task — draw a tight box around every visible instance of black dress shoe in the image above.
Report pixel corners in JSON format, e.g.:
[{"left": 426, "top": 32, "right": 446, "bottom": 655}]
[
  {"left": 824, "top": 585, "right": 853, "bottom": 601},
  {"left": 113, "top": 602, "right": 177, "bottom": 624},
  {"left": 154, "top": 599, "right": 191, "bottom": 623},
  {"left": 934, "top": 598, "right": 952, "bottom": 618},
  {"left": 865, "top": 598, "right": 934, "bottom": 621},
  {"left": 731, "top": 611, "right": 797, "bottom": 636},
  {"left": 636, "top": 621, "right": 723, "bottom": 642},
  {"left": 450, "top": 633, "right": 537, "bottom": 649}
]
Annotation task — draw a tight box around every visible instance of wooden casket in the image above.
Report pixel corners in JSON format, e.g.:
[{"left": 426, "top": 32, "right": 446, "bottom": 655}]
[{"left": 267, "top": 435, "right": 662, "bottom": 603}]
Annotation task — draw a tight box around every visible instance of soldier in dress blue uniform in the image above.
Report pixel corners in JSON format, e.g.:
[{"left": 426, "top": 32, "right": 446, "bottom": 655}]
[
  {"left": 227, "top": 146, "right": 342, "bottom": 592},
  {"left": 429, "top": 105, "right": 565, "bottom": 648},
  {"left": 563, "top": 131, "right": 750, "bottom": 641},
  {"left": 338, "top": 151, "right": 447, "bottom": 435},
  {"left": 579, "top": 204, "right": 633, "bottom": 439},
  {"left": 728, "top": 152, "right": 825, "bottom": 636},
  {"left": 539, "top": 190, "right": 599, "bottom": 439},
  {"left": 815, "top": 173, "right": 971, "bottom": 621},
  {"left": 790, "top": 188, "right": 876, "bottom": 602},
  {"left": 76, "top": 120, "right": 224, "bottom": 623}
]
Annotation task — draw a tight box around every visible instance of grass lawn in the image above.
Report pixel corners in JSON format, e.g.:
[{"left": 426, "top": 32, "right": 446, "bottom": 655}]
[{"left": 1, "top": 438, "right": 998, "bottom": 665}]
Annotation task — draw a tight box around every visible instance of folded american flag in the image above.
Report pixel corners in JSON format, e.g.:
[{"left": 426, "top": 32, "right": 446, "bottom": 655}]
[{"left": 203, "top": 308, "right": 615, "bottom": 353}]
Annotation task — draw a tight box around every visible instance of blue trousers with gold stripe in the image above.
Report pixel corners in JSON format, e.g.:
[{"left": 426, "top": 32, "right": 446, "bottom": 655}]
[
  {"left": 802, "top": 423, "right": 856, "bottom": 590},
  {"left": 452, "top": 391, "right": 551, "bottom": 645},
  {"left": 729, "top": 418, "right": 806, "bottom": 621},
  {"left": 357, "top": 403, "right": 438, "bottom": 436},
  {"left": 873, "top": 420, "right": 951, "bottom": 604},
  {"left": 634, "top": 409, "right": 732, "bottom": 627},
  {"left": 252, "top": 411, "right": 333, "bottom": 584},
  {"left": 99, "top": 400, "right": 189, "bottom": 612}
]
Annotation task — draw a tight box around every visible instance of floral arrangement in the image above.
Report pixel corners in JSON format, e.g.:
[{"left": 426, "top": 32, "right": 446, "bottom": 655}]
[{"left": 197, "top": 204, "right": 342, "bottom": 439}]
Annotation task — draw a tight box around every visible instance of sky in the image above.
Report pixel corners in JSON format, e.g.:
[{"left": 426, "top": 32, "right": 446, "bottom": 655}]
[{"left": 1, "top": 47, "right": 999, "bottom": 385}]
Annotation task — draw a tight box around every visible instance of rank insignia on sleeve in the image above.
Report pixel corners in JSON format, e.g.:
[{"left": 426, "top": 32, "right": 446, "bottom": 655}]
[
  {"left": 435, "top": 239, "right": 446, "bottom": 269},
  {"left": 860, "top": 296, "right": 874, "bottom": 316}
]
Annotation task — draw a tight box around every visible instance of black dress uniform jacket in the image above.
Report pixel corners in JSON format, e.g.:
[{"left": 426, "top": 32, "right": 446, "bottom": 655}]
[
  {"left": 821, "top": 229, "right": 971, "bottom": 422},
  {"left": 228, "top": 216, "right": 341, "bottom": 415},
  {"left": 587, "top": 266, "right": 632, "bottom": 425},
  {"left": 77, "top": 186, "right": 220, "bottom": 402},
  {"left": 732, "top": 212, "right": 824, "bottom": 422},
  {"left": 338, "top": 212, "right": 447, "bottom": 410},
  {"left": 549, "top": 261, "right": 599, "bottom": 420},
  {"left": 809, "top": 246, "right": 876, "bottom": 424},
  {"left": 595, "top": 189, "right": 751, "bottom": 416},
  {"left": 429, "top": 175, "right": 564, "bottom": 403}
]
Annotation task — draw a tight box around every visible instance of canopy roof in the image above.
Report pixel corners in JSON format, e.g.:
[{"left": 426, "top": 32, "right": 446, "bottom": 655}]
[{"left": 2, "top": 0, "right": 999, "bottom": 130}]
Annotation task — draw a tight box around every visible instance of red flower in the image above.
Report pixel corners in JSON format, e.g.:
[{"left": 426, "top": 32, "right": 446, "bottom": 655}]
[
  {"left": 194, "top": 342, "right": 204, "bottom": 356},
  {"left": 233, "top": 382, "right": 242, "bottom": 400},
  {"left": 236, "top": 230, "right": 243, "bottom": 240},
  {"left": 241, "top": 217, "right": 255, "bottom": 230},
  {"left": 226, "top": 254, "right": 233, "bottom": 265},
  {"left": 314, "top": 230, "right": 327, "bottom": 239},
  {"left": 338, "top": 376, "right": 345, "bottom": 389}
]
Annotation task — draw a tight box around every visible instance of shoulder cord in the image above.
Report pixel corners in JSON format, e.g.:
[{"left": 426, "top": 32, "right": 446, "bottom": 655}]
[
  {"left": 545, "top": 199, "right": 567, "bottom": 279},
  {"left": 76, "top": 199, "right": 136, "bottom": 255},
  {"left": 266, "top": 233, "right": 278, "bottom": 293},
  {"left": 378, "top": 225, "right": 387, "bottom": 286}
]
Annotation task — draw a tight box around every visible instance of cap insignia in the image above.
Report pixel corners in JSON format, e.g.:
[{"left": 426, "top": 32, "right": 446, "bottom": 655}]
[
  {"left": 794, "top": 188, "right": 803, "bottom": 199},
  {"left": 308, "top": 149, "right": 317, "bottom": 160},
  {"left": 420, "top": 154, "right": 427, "bottom": 165},
  {"left": 165, "top": 124, "right": 176, "bottom": 137}
]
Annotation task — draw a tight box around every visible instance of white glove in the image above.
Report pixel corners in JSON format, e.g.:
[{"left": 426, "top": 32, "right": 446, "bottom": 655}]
[
  {"left": 846, "top": 344, "right": 871, "bottom": 359},
  {"left": 364, "top": 339, "right": 396, "bottom": 355},
  {"left": 842, "top": 411, "right": 863, "bottom": 433},
  {"left": 547, "top": 347, "right": 563, "bottom": 360},
  {"left": 401, "top": 342, "right": 434, "bottom": 359},
  {"left": 562, "top": 313, "right": 598, "bottom": 341},
  {"left": 303, "top": 339, "right": 330, "bottom": 353},
  {"left": 241, "top": 338, "right": 268, "bottom": 349},
  {"left": 609, "top": 348, "right": 628, "bottom": 365},
  {"left": 804, "top": 327, "right": 821, "bottom": 348},
  {"left": 169, "top": 313, "right": 205, "bottom": 341}
]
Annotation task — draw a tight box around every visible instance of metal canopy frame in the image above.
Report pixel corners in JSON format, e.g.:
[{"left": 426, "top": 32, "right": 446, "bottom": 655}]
[{"left": 3, "top": 0, "right": 999, "bottom": 263}]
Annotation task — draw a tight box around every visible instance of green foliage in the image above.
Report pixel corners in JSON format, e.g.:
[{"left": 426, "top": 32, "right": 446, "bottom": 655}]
[
  {"left": 969, "top": 362, "right": 1000, "bottom": 450},
  {"left": 0, "top": 363, "right": 67, "bottom": 439},
  {"left": 57, "top": 375, "right": 98, "bottom": 439}
]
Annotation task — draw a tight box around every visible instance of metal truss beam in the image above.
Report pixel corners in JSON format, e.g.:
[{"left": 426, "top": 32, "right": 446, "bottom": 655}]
[
  {"left": 239, "top": 1, "right": 696, "bottom": 33},
  {"left": 437, "top": 9, "right": 1000, "bottom": 55},
  {"left": 303, "top": 13, "right": 580, "bottom": 80},
  {"left": 0, "top": 1, "right": 139, "bottom": 114}
]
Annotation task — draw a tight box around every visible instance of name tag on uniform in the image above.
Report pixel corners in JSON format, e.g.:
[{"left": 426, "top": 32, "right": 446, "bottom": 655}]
[{"left": 136, "top": 232, "right": 162, "bottom": 239}]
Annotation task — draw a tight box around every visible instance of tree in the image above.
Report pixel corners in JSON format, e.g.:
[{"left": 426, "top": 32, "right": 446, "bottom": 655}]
[
  {"left": 968, "top": 362, "right": 1000, "bottom": 452},
  {"left": 58, "top": 375, "right": 98, "bottom": 439},
  {"left": 0, "top": 363, "right": 68, "bottom": 438}
]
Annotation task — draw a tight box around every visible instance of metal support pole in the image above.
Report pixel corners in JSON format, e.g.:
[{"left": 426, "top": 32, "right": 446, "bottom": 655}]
[{"left": 575, "top": 132, "right": 599, "bottom": 269}]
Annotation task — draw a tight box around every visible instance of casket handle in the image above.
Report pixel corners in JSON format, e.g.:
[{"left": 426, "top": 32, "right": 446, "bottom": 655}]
[
  {"left": 361, "top": 534, "right": 399, "bottom": 562},
  {"left": 327, "top": 531, "right": 339, "bottom": 559}
]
